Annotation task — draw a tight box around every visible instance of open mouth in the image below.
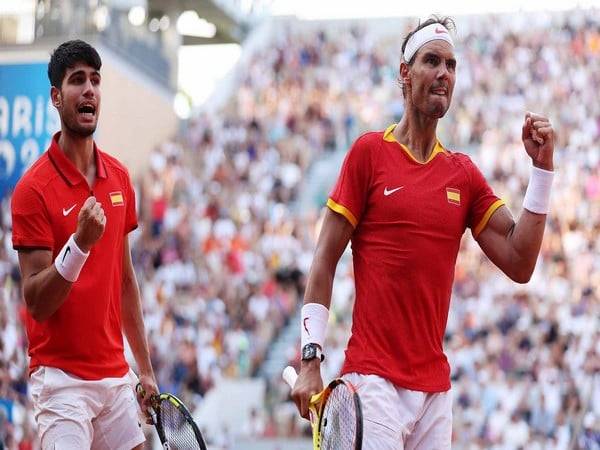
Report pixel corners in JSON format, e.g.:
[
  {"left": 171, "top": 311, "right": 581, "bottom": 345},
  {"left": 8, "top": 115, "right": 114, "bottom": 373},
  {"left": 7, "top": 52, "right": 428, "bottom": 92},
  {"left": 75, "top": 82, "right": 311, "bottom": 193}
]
[
  {"left": 431, "top": 88, "right": 447, "bottom": 96},
  {"left": 77, "top": 103, "right": 96, "bottom": 119}
]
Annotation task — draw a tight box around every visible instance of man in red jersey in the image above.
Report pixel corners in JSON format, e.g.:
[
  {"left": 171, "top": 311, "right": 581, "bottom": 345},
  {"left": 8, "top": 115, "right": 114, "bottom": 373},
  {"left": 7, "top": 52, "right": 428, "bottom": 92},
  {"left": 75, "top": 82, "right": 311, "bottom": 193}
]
[
  {"left": 11, "top": 40, "right": 157, "bottom": 449},
  {"left": 292, "top": 16, "right": 555, "bottom": 449}
]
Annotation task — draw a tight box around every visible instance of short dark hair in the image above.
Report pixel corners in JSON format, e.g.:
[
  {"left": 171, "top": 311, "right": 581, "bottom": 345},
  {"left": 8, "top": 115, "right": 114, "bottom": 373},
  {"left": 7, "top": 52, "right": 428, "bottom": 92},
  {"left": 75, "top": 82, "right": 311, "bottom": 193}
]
[
  {"left": 401, "top": 15, "right": 456, "bottom": 66},
  {"left": 48, "top": 40, "right": 102, "bottom": 88}
]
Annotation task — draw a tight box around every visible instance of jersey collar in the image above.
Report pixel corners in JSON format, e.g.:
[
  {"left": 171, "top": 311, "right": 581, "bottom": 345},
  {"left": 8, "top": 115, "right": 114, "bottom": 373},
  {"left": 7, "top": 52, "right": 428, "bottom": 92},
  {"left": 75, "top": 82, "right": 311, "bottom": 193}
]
[
  {"left": 383, "top": 124, "right": 447, "bottom": 164},
  {"left": 48, "top": 132, "right": 107, "bottom": 186}
]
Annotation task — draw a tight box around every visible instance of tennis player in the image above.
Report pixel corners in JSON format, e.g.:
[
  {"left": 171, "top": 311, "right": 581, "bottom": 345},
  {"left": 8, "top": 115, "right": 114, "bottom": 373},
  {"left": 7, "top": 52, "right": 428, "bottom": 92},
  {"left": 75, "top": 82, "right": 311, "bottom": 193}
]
[
  {"left": 292, "top": 16, "right": 555, "bottom": 449},
  {"left": 11, "top": 40, "right": 157, "bottom": 449}
]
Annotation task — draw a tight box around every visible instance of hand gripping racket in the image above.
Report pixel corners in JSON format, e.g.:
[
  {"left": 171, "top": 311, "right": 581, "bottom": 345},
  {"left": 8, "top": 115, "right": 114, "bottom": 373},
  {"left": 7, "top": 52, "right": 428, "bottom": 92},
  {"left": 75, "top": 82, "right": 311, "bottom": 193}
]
[
  {"left": 283, "top": 366, "right": 363, "bottom": 450},
  {"left": 136, "top": 384, "right": 207, "bottom": 450}
]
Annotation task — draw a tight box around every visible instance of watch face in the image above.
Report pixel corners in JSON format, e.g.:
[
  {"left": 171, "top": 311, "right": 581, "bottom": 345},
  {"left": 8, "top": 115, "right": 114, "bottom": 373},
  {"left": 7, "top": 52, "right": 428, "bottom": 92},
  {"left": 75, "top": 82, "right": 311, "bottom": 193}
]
[{"left": 302, "top": 344, "right": 316, "bottom": 360}]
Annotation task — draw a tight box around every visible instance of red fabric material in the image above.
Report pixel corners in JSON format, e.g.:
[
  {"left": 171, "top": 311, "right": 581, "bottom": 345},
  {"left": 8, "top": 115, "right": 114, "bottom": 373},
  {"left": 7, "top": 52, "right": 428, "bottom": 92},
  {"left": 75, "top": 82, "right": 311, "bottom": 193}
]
[
  {"left": 11, "top": 132, "right": 137, "bottom": 380},
  {"left": 329, "top": 129, "right": 500, "bottom": 392}
]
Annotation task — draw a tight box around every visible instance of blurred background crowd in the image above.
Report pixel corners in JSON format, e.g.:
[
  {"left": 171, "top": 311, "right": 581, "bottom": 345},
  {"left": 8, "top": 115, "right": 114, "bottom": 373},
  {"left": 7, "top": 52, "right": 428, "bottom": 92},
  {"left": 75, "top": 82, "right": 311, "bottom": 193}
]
[{"left": 1, "top": 6, "right": 600, "bottom": 450}]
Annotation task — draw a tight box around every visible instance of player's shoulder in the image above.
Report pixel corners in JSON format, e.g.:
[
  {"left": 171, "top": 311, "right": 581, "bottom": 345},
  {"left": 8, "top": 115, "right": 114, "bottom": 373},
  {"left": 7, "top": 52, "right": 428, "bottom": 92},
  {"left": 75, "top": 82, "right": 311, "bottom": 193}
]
[
  {"left": 443, "top": 149, "right": 479, "bottom": 174},
  {"left": 98, "top": 148, "right": 132, "bottom": 179},
  {"left": 358, "top": 129, "right": 385, "bottom": 143},
  {"left": 11, "top": 153, "right": 56, "bottom": 212},
  {"left": 350, "top": 129, "right": 386, "bottom": 153},
  {"left": 14, "top": 151, "right": 55, "bottom": 193}
]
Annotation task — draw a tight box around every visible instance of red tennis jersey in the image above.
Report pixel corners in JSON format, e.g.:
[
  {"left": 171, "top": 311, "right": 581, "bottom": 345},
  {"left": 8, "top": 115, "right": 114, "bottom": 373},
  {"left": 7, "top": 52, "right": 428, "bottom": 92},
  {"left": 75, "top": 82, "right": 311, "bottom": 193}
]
[
  {"left": 329, "top": 125, "right": 504, "bottom": 392},
  {"left": 11, "top": 132, "right": 138, "bottom": 380}
]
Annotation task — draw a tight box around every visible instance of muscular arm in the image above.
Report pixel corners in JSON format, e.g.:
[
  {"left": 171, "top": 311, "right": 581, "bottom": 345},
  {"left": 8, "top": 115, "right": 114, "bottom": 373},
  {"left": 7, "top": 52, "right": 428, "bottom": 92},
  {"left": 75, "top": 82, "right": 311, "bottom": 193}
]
[
  {"left": 120, "top": 236, "right": 154, "bottom": 378},
  {"left": 18, "top": 249, "right": 73, "bottom": 322},
  {"left": 476, "top": 205, "right": 546, "bottom": 283},
  {"left": 477, "top": 111, "right": 555, "bottom": 284},
  {"left": 303, "top": 208, "right": 355, "bottom": 308},
  {"left": 292, "top": 207, "right": 354, "bottom": 418},
  {"left": 17, "top": 196, "right": 106, "bottom": 322}
]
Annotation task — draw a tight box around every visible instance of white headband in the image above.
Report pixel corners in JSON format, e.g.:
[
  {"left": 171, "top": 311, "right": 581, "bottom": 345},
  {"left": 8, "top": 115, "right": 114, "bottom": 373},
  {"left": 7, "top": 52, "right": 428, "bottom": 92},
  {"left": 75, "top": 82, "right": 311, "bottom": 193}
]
[{"left": 403, "top": 23, "right": 454, "bottom": 62}]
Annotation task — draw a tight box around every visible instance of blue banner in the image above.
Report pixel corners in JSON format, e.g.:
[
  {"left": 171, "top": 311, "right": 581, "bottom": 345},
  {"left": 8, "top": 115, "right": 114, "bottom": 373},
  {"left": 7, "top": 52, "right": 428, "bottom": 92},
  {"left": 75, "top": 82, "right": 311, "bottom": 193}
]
[{"left": 0, "top": 63, "right": 60, "bottom": 199}]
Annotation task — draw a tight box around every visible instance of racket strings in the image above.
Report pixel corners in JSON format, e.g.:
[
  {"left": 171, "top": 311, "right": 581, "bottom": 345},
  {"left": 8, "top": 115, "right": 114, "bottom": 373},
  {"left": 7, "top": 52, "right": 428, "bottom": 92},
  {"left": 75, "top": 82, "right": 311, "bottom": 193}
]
[
  {"left": 158, "top": 399, "right": 201, "bottom": 449},
  {"left": 320, "top": 383, "right": 359, "bottom": 450}
]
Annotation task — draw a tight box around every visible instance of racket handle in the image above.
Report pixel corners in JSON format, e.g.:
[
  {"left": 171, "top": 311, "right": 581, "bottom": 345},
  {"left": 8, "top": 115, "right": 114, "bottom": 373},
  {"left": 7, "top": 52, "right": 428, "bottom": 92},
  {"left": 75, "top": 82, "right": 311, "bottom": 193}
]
[
  {"left": 282, "top": 365, "right": 298, "bottom": 388},
  {"left": 136, "top": 383, "right": 158, "bottom": 425}
]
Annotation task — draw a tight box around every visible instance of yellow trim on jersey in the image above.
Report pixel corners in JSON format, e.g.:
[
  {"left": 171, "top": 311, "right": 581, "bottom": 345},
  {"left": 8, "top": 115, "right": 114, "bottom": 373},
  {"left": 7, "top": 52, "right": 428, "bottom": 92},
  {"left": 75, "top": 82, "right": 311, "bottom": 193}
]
[
  {"left": 327, "top": 198, "right": 358, "bottom": 228},
  {"left": 383, "top": 124, "right": 447, "bottom": 164},
  {"left": 473, "top": 199, "right": 505, "bottom": 238}
]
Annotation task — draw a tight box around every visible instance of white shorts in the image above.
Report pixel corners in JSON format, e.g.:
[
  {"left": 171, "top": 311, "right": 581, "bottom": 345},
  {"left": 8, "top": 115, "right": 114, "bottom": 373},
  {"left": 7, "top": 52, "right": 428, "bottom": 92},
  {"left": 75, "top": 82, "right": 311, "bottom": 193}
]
[
  {"left": 343, "top": 373, "right": 452, "bottom": 450},
  {"left": 30, "top": 366, "right": 145, "bottom": 450}
]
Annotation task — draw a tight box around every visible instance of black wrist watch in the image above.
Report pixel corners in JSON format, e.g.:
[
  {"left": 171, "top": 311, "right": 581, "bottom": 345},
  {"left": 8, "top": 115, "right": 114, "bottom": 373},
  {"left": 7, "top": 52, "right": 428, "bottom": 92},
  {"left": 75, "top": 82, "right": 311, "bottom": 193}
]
[{"left": 301, "top": 343, "right": 324, "bottom": 362}]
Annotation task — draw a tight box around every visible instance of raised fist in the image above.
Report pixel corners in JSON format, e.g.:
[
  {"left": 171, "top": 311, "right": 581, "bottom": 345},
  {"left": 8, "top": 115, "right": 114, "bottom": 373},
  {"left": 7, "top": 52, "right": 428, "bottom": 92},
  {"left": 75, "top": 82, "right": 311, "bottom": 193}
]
[
  {"left": 73, "top": 196, "right": 106, "bottom": 252},
  {"left": 521, "top": 112, "right": 555, "bottom": 171}
]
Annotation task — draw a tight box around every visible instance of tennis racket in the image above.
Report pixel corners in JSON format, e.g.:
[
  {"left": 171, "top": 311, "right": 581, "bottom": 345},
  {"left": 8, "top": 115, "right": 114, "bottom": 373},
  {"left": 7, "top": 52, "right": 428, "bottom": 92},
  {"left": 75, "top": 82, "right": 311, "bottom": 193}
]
[
  {"left": 283, "top": 366, "right": 363, "bottom": 450},
  {"left": 136, "top": 384, "right": 207, "bottom": 450}
]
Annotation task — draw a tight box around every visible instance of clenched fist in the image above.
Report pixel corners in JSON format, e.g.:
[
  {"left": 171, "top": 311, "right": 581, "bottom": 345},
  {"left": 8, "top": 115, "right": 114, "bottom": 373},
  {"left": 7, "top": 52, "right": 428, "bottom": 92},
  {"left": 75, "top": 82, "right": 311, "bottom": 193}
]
[
  {"left": 522, "top": 112, "right": 555, "bottom": 171},
  {"left": 74, "top": 196, "right": 106, "bottom": 252}
]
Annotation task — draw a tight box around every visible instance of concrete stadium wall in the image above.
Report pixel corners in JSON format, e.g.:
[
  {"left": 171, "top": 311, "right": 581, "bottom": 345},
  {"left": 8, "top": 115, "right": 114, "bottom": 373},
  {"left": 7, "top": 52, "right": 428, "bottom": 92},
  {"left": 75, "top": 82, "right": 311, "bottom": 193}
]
[{"left": 95, "top": 44, "right": 178, "bottom": 180}]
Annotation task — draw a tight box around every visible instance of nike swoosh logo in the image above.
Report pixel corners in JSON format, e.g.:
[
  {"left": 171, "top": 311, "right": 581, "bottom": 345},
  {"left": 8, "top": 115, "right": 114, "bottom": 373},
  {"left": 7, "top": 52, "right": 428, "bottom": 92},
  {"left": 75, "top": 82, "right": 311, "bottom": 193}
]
[
  {"left": 61, "top": 246, "right": 70, "bottom": 266},
  {"left": 384, "top": 186, "right": 404, "bottom": 196},
  {"left": 435, "top": 27, "right": 447, "bottom": 34},
  {"left": 62, "top": 204, "right": 77, "bottom": 216}
]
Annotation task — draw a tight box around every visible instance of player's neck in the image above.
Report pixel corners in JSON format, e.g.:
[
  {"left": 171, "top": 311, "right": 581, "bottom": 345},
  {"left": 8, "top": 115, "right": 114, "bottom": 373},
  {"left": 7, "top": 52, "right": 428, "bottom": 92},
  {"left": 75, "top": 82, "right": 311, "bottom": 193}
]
[
  {"left": 58, "top": 129, "right": 96, "bottom": 183},
  {"left": 394, "top": 109, "right": 438, "bottom": 163}
]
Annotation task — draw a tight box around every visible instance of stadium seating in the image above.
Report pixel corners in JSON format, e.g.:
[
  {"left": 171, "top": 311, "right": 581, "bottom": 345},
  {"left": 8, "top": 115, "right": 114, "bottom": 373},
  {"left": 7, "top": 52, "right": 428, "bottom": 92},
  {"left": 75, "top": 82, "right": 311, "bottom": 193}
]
[{"left": 1, "top": 8, "right": 599, "bottom": 449}]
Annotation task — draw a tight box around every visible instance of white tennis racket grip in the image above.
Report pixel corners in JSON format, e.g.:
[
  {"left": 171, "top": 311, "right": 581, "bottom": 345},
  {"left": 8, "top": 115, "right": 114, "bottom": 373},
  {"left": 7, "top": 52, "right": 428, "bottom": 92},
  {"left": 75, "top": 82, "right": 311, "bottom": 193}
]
[{"left": 283, "top": 365, "right": 298, "bottom": 388}]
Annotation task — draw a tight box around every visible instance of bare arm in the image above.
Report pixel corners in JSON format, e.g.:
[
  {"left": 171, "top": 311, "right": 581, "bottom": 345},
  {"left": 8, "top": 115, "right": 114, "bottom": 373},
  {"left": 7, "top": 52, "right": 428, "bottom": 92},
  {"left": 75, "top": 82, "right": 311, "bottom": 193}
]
[
  {"left": 121, "top": 236, "right": 153, "bottom": 375},
  {"left": 476, "top": 112, "right": 555, "bottom": 283},
  {"left": 18, "top": 249, "right": 73, "bottom": 322},
  {"left": 476, "top": 205, "right": 546, "bottom": 283},
  {"left": 292, "top": 208, "right": 354, "bottom": 418},
  {"left": 121, "top": 236, "right": 158, "bottom": 421},
  {"left": 18, "top": 196, "right": 105, "bottom": 322},
  {"left": 303, "top": 208, "right": 355, "bottom": 308}
]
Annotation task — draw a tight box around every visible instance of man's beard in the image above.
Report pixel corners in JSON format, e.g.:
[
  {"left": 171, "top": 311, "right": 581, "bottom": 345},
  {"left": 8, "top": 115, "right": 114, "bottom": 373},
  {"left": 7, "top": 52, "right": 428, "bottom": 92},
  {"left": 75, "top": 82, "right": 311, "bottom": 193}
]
[
  {"left": 416, "top": 95, "right": 450, "bottom": 119},
  {"left": 428, "top": 103, "right": 449, "bottom": 119},
  {"left": 62, "top": 112, "right": 97, "bottom": 137}
]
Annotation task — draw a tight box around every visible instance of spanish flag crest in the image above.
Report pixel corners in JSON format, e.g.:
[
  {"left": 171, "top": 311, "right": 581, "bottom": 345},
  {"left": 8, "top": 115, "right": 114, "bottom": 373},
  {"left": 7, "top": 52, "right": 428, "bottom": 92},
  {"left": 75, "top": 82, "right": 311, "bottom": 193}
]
[
  {"left": 110, "top": 191, "right": 124, "bottom": 206},
  {"left": 446, "top": 187, "right": 461, "bottom": 205}
]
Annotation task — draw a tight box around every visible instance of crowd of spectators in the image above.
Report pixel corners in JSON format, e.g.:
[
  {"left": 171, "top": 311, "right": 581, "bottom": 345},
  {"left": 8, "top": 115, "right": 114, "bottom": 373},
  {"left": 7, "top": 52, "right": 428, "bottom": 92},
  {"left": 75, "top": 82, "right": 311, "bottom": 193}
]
[
  {"left": 260, "top": 10, "right": 600, "bottom": 449},
  {"left": 1, "top": 7, "right": 599, "bottom": 449}
]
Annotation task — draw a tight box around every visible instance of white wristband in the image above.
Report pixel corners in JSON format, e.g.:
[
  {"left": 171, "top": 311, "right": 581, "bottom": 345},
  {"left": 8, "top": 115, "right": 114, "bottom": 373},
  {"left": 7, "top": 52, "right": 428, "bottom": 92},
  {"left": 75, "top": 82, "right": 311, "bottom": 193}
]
[
  {"left": 523, "top": 166, "right": 554, "bottom": 214},
  {"left": 301, "top": 303, "right": 329, "bottom": 350},
  {"left": 54, "top": 234, "right": 89, "bottom": 282}
]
